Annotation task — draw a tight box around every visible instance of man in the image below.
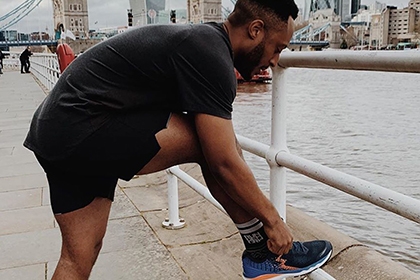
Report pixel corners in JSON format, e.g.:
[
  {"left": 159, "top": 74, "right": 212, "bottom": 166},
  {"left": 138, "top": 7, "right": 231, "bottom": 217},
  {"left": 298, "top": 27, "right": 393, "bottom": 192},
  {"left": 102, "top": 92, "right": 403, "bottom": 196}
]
[
  {"left": 0, "top": 49, "right": 4, "bottom": 74},
  {"left": 24, "top": 0, "right": 333, "bottom": 279},
  {"left": 20, "top": 46, "right": 32, "bottom": 73}
]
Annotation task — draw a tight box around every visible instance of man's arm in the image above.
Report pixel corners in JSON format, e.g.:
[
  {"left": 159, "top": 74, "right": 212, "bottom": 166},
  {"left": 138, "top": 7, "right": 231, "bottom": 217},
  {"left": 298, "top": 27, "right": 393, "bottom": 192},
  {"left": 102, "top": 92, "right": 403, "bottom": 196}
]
[{"left": 194, "top": 113, "right": 293, "bottom": 255}]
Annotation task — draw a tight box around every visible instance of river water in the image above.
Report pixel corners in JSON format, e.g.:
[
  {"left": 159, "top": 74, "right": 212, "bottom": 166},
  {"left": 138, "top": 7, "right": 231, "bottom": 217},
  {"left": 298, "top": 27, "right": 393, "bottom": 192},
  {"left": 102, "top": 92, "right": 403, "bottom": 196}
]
[{"left": 232, "top": 68, "right": 420, "bottom": 273}]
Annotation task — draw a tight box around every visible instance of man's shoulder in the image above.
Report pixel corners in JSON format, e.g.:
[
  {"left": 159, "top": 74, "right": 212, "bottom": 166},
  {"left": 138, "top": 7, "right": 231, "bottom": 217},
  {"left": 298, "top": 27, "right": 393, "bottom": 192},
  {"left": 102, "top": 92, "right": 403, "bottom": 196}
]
[
  {"left": 190, "top": 22, "right": 226, "bottom": 38},
  {"left": 182, "top": 23, "right": 230, "bottom": 52}
]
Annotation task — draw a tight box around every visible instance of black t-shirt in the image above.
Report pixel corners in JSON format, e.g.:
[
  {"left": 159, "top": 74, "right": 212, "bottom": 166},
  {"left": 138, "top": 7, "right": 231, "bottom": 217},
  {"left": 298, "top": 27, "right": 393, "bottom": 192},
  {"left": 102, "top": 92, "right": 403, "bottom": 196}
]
[{"left": 24, "top": 23, "right": 237, "bottom": 160}]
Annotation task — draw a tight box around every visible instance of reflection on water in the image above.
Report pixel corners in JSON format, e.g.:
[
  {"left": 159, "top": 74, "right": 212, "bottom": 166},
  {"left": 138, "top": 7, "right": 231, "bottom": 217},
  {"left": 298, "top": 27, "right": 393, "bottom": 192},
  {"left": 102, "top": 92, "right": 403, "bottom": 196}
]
[
  {"left": 233, "top": 69, "right": 420, "bottom": 273},
  {"left": 237, "top": 82, "right": 272, "bottom": 94}
]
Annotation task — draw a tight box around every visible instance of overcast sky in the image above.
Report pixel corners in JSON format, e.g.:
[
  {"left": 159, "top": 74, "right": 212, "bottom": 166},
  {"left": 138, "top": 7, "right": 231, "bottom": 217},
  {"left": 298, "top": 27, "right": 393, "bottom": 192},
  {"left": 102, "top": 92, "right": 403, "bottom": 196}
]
[{"left": 1, "top": 0, "right": 412, "bottom": 34}]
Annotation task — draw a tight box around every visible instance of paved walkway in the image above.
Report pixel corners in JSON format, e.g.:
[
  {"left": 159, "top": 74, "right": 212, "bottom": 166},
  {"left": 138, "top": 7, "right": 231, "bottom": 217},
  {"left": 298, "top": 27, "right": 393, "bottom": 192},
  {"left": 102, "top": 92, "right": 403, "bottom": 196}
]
[{"left": 0, "top": 70, "right": 418, "bottom": 279}]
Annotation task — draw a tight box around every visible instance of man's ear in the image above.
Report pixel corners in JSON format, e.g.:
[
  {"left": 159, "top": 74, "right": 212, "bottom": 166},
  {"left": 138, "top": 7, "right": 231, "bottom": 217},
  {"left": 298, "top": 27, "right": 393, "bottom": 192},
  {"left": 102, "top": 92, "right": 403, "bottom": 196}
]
[{"left": 247, "top": 20, "right": 265, "bottom": 40}]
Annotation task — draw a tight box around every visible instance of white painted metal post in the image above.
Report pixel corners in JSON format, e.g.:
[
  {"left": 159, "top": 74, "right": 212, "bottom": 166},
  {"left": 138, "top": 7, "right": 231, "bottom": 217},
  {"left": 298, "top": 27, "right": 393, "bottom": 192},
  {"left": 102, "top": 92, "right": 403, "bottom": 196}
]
[
  {"left": 162, "top": 168, "right": 186, "bottom": 229},
  {"left": 168, "top": 166, "right": 226, "bottom": 213},
  {"left": 267, "top": 65, "right": 289, "bottom": 220}
]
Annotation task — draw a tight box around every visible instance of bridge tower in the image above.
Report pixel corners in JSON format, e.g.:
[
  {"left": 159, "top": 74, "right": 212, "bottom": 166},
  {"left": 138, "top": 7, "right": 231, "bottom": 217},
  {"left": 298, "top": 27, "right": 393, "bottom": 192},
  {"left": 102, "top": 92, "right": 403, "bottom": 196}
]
[
  {"left": 52, "top": 0, "right": 89, "bottom": 40},
  {"left": 187, "top": 0, "right": 222, "bottom": 24},
  {"left": 329, "top": 21, "right": 341, "bottom": 48}
]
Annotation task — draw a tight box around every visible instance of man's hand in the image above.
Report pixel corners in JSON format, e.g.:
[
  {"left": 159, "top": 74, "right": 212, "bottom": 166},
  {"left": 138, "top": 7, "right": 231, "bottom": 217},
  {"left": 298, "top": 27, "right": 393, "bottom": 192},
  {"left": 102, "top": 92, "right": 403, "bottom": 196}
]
[{"left": 264, "top": 219, "right": 293, "bottom": 256}]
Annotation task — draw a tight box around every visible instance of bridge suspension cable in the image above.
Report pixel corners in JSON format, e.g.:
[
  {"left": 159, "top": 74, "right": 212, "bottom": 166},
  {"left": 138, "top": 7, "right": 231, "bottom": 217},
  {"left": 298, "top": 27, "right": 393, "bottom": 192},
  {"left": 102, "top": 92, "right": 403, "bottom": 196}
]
[
  {"left": 222, "top": 6, "right": 231, "bottom": 19},
  {"left": 293, "top": 23, "right": 331, "bottom": 41},
  {"left": 0, "top": 0, "right": 44, "bottom": 31}
]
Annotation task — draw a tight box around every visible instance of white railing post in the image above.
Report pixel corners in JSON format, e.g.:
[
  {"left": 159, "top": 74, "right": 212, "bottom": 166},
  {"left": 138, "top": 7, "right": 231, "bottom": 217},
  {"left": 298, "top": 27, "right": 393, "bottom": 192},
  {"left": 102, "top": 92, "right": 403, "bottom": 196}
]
[
  {"left": 267, "top": 65, "right": 289, "bottom": 221},
  {"left": 162, "top": 167, "right": 186, "bottom": 229}
]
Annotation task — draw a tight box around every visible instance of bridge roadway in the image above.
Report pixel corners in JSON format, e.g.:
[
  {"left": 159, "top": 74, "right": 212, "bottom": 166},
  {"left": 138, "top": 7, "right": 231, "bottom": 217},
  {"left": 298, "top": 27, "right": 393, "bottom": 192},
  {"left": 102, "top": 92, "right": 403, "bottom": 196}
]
[
  {"left": 0, "top": 40, "right": 57, "bottom": 49},
  {"left": 0, "top": 69, "right": 418, "bottom": 279}
]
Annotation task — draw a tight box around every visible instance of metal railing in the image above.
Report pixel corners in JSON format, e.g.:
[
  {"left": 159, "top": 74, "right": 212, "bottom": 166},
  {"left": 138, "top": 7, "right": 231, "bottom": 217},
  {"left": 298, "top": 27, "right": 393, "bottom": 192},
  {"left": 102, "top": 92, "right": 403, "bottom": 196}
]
[
  {"left": 30, "top": 53, "right": 61, "bottom": 91},
  {"left": 2, "top": 52, "right": 20, "bottom": 71},
  {"left": 3, "top": 52, "right": 60, "bottom": 91},
  {"left": 164, "top": 50, "right": 420, "bottom": 279}
]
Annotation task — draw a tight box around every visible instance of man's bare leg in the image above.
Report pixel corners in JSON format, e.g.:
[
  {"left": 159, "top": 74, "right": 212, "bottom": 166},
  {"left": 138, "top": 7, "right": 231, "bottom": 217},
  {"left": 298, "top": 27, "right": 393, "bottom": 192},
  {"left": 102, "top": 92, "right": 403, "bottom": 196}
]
[
  {"left": 52, "top": 197, "right": 111, "bottom": 280},
  {"left": 51, "top": 113, "right": 251, "bottom": 279}
]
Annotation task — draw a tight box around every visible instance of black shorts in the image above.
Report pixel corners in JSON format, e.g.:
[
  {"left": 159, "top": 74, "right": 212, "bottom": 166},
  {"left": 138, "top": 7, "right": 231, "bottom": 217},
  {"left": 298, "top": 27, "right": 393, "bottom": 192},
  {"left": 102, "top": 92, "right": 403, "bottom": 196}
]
[{"left": 35, "top": 110, "right": 171, "bottom": 214}]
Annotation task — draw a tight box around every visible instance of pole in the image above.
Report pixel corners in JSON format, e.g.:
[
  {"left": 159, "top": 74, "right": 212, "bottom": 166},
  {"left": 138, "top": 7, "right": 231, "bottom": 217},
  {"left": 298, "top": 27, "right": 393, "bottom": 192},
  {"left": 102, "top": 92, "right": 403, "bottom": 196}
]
[
  {"left": 162, "top": 167, "right": 186, "bottom": 229},
  {"left": 268, "top": 66, "right": 289, "bottom": 220}
]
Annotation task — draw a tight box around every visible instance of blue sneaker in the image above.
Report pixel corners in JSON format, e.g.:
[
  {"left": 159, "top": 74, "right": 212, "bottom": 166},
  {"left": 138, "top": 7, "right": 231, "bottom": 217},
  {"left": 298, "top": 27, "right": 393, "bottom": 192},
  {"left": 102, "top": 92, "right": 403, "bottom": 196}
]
[{"left": 242, "top": 240, "right": 332, "bottom": 279}]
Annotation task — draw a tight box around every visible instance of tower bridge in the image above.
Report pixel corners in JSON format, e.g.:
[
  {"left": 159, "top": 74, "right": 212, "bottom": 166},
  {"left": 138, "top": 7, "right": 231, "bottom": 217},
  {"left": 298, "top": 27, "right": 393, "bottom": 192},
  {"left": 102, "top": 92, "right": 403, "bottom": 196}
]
[
  {"left": 290, "top": 22, "right": 342, "bottom": 50},
  {"left": 1, "top": 0, "right": 339, "bottom": 52},
  {"left": 1, "top": 0, "right": 89, "bottom": 40}
]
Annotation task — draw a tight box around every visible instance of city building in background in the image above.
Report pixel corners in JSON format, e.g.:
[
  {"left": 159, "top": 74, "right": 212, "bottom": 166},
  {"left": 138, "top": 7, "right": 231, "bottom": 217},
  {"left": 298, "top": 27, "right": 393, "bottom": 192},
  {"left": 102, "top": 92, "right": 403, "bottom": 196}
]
[
  {"left": 299, "top": 0, "right": 418, "bottom": 48},
  {"left": 351, "top": 0, "right": 362, "bottom": 14},
  {"left": 90, "top": 26, "right": 128, "bottom": 39},
  {"left": 304, "top": 0, "right": 360, "bottom": 21},
  {"left": 156, "top": 9, "right": 188, "bottom": 24},
  {"left": 129, "top": 0, "right": 166, "bottom": 26},
  {"left": 129, "top": 0, "right": 147, "bottom": 26},
  {"left": 336, "top": 0, "right": 352, "bottom": 20},
  {"left": 309, "top": 8, "right": 341, "bottom": 29},
  {"left": 304, "top": 0, "right": 332, "bottom": 20},
  {"left": 351, "top": 2, "right": 387, "bottom": 24},
  {"left": 0, "top": 30, "right": 18, "bottom": 41},
  {"left": 129, "top": 0, "right": 218, "bottom": 25},
  {"left": 369, "top": 0, "right": 420, "bottom": 48},
  {"left": 0, "top": 30, "right": 36, "bottom": 41},
  {"left": 30, "top": 32, "right": 50, "bottom": 40}
]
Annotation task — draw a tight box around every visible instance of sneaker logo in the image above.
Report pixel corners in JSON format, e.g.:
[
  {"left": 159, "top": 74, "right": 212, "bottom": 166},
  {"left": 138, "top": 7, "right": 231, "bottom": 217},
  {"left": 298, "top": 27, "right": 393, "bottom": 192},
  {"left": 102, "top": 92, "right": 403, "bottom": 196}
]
[{"left": 244, "top": 232, "right": 264, "bottom": 244}]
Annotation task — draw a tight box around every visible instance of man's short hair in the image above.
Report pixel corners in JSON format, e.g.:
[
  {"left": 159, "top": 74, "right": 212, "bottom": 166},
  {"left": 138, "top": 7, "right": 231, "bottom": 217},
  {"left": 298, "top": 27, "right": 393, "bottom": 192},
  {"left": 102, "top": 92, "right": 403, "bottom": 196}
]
[{"left": 228, "top": 0, "right": 299, "bottom": 30}]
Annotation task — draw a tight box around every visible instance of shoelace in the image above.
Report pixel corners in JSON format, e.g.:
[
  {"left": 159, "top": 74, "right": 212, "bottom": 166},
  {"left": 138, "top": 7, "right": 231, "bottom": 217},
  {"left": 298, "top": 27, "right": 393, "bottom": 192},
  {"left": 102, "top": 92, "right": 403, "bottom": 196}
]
[
  {"left": 262, "top": 254, "right": 299, "bottom": 271},
  {"left": 277, "top": 259, "right": 299, "bottom": 270},
  {"left": 274, "top": 242, "right": 309, "bottom": 269}
]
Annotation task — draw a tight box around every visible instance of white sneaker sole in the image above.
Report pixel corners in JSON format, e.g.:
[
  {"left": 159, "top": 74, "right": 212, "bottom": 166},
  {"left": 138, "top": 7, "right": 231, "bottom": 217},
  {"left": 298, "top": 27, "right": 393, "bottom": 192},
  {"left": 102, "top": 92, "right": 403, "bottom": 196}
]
[{"left": 243, "top": 249, "right": 332, "bottom": 280}]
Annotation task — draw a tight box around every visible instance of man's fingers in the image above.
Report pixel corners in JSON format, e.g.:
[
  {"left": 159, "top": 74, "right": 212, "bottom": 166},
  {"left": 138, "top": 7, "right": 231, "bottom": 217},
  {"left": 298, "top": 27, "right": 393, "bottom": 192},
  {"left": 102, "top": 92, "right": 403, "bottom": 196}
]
[
  {"left": 267, "top": 238, "right": 293, "bottom": 256},
  {"left": 264, "top": 221, "right": 294, "bottom": 256}
]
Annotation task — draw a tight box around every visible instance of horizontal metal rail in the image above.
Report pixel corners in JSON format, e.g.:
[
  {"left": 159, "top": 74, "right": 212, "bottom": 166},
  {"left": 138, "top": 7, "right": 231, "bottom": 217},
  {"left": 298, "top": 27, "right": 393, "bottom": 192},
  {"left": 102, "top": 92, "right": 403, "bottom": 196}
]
[
  {"left": 236, "top": 135, "right": 268, "bottom": 159},
  {"left": 277, "top": 152, "right": 420, "bottom": 223},
  {"left": 278, "top": 50, "right": 420, "bottom": 73},
  {"left": 237, "top": 135, "right": 420, "bottom": 224}
]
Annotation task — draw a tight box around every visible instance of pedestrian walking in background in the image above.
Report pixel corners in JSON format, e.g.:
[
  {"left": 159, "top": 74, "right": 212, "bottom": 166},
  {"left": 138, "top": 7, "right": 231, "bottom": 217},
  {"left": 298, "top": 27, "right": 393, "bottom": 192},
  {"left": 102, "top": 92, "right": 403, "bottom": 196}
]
[
  {"left": 20, "top": 46, "right": 32, "bottom": 74},
  {"left": 0, "top": 49, "right": 4, "bottom": 74}
]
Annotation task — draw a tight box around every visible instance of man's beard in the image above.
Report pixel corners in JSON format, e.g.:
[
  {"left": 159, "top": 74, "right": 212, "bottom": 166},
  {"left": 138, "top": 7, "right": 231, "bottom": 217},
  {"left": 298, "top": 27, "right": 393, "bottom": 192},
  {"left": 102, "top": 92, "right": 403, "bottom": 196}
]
[{"left": 234, "top": 38, "right": 265, "bottom": 81}]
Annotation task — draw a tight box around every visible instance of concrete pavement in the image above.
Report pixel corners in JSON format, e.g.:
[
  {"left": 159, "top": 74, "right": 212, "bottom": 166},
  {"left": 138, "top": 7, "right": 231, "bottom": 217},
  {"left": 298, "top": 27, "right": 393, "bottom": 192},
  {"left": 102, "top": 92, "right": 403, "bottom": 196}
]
[{"left": 0, "top": 70, "right": 418, "bottom": 279}]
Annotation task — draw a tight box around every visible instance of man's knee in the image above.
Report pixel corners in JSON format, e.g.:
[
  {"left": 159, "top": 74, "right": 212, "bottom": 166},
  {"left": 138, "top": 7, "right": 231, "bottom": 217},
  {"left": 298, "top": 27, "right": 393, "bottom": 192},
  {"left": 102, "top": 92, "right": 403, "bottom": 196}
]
[
  {"left": 139, "top": 113, "right": 205, "bottom": 174},
  {"left": 55, "top": 198, "right": 110, "bottom": 263},
  {"left": 56, "top": 222, "right": 105, "bottom": 279}
]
